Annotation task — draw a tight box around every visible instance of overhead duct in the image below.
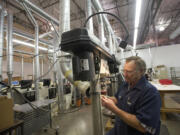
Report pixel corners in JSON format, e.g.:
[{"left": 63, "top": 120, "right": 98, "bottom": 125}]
[
  {"left": 92, "top": 0, "right": 129, "bottom": 57},
  {"left": 108, "top": 28, "right": 113, "bottom": 54},
  {"left": 98, "top": 14, "right": 105, "bottom": 47},
  {"left": 92, "top": 0, "right": 118, "bottom": 45},
  {"left": 39, "top": 31, "right": 53, "bottom": 39},
  {"left": 86, "top": 0, "right": 94, "bottom": 34},
  {"left": 16, "top": 0, "right": 59, "bottom": 26},
  {"left": 170, "top": 26, "right": 180, "bottom": 39}
]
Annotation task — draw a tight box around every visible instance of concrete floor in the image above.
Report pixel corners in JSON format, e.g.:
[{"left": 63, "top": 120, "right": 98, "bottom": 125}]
[
  {"left": 162, "top": 93, "right": 180, "bottom": 135},
  {"left": 33, "top": 104, "right": 180, "bottom": 135},
  {"left": 33, "top": 105, "right": 94, "bottom": 135},
  {"left": 161, "top": 113, "right": 180, "bottom": 135}
]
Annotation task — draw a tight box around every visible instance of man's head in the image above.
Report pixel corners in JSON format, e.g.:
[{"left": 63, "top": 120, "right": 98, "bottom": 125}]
[{"left": 123, "top": 56, "right": 146, "bottom": 85}]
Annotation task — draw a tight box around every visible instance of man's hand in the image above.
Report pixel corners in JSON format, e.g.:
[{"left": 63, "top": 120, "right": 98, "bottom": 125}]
[
  {"left": 101, "top": 95, "right": 117, "bottom": 111},
  {"left": 101, "top": 95, "right": 146, "bottom": 133}
]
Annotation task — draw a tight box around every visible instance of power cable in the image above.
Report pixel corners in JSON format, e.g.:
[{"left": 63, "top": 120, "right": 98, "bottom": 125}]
[{"left": 83, "top": 11, "right": 129, "bottom": 41}]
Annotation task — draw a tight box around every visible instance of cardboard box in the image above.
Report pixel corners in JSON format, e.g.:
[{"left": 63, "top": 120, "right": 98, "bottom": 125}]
[{"left": 0, "top": 96, "right": 14, "bottom": 130}]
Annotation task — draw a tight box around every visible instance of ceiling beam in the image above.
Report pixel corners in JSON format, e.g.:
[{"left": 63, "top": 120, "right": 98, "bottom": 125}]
[
  {"left": 140, "top": 0, "right": 163, "bottom": 43},
  {"left": 71, "top": 0, "right": 86, "bottom": 17},
  {"left": 43, "top": 0, "right": 59, "bottom": 9},
  {"left": 104, "top": 2, "right": 132, "bottom": 11}
]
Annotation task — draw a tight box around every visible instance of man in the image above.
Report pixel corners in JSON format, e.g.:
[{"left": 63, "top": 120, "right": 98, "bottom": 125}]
[{"left": 101, "top": 56, "right": 161, "bottom": 135}]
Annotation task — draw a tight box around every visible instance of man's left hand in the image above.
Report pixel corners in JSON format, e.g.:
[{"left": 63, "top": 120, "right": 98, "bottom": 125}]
[{"left": 101, "top": 96, "right": 117, "bottom": 111}]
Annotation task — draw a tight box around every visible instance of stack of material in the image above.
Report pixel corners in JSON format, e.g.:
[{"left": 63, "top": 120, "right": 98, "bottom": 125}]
[{"left": 0, "top": 96, "right": 14, "bottom": 130}]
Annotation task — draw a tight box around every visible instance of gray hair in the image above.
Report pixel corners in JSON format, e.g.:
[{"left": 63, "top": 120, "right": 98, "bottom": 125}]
[{"left": 126, "top": 56, "right": 146, "bottom": 75}]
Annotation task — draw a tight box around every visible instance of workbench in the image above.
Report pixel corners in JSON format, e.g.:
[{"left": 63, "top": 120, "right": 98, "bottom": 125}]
[
  {"left": 151, "top": 82, "right": 180, "bottom": 119},
  {"left": 0, "top": 120, "right": 24, "bottom": 135}
]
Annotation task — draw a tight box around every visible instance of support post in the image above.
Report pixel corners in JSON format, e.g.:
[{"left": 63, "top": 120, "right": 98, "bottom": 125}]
[
  {"left": 41, "top": 59, "right": 44, "bottom": 77},
  {"left": 6, "top": 13, "right": 13, "bottom": 98},
  {"left": 22, "top": 2, "right": 40, "bottom": 100},
  {"left": 21, "top": 56, "right": 24, "bottom": 80},
  {"left": 88, "top": 52, "right": 104, "bottom": 135},
  {"left": 0, "top": 8, "right": 5, "bottom": 90}
]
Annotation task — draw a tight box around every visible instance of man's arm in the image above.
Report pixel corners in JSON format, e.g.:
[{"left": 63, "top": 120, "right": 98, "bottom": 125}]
[{"left": 101, "top": 97, "right": 146, "bottom": 133}]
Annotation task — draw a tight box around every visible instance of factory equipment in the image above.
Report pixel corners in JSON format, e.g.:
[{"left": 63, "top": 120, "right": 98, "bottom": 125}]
[
  {"left": 60, "top": 12, "right": 128, "bottom": 82},
  {"left": 60, "top": 27, "right": 113, "bottom": 135},
  {"left": 60, "top": 28, "right": 119, "bottom": 81},
  {"left": 59, "top": 16, "right": 124, "bottom": 135},
  {"left": 60, "top": 11, "right": 129, "bottom": 135},
  {"left": 43, "top": 79, "right": 51, "bottom": 87}
]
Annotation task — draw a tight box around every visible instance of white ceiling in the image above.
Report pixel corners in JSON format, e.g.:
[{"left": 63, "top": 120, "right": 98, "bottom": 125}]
[{"left": 2, "top": 0, "right": 180, "bottom": 48}]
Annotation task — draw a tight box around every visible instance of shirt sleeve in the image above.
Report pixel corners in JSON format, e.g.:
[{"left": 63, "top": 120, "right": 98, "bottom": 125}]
[{"left": 135, "top": 87, "right": 161, "bottom": 134}]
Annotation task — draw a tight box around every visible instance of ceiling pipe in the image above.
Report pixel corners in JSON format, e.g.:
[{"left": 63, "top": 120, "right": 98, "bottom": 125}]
[
  {"left": 92, "top": 0, "right": 119, "bottom": 55},
  {"left": 16, "top": 0, "right": 59, "bottom": 26},
  {"left": 108, "top": 29, "right": 113, "bottom": 54},
  {"left": 170, "top": 26, "right": 180, "bottom": 39},
  {"left": 39, "top": 31, "right": 53, "bottom": 39},
  {"left": 98, "top": 14, "right": 105, "bottom": 47},
  {"left": 52, "top": 31, "right": 64, "bottom": 111},
  {"left": 56, "top": 0, "right": 71, "bottom": 111},
  {"left": 50, "top": 20, "right": 60, "bottom": 37},
  {"left": 21, "top": 2, "right": 40, "bottom": 100},
  {"left": 3, "top": 48, "right": 34, "bottom": 56},
  {"left": 92, "top": 0, "right": 122, "bottom": 63},
  {"left": 13, "top": 29, "right": 52, "bottom": 47},
  {"left": 3, "top": 26, "right": 52, "bottom": 47},
  {"left": 86, "top": 0, "right": 94, "bottom": 34}
]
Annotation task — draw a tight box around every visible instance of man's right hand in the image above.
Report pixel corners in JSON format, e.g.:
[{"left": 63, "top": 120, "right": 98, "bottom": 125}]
[{"left": 101, "top": 95, "right": 117, "bottom": 111}]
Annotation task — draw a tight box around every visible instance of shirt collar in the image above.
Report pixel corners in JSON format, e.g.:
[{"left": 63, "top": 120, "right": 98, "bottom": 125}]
[
  {"left": 124, "top": 76, "right": 147, "bottom": 91},
  {"left": 134, "top": 76, "right": 147, "bottom": 90}
]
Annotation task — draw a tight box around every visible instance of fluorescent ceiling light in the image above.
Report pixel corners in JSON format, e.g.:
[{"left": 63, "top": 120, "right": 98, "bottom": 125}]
[
  {"left": 13, "top": 39, "right": 53, "bottom": 52},
  {"left": 133, "top": 0, "right": 142, "bottom": 49},
  {"left": 158, "top": 26, "right": 165, "bottom": 31},
  {"left": 156, "top": 18, "right": 171, "bottom": 32}
]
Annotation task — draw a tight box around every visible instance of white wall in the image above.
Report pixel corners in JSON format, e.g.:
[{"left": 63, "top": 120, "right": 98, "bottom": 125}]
[
  {"left": 119, "top": 44, "right": 180, "bottom": 68},
  {"left": 116, "top": 44, "right": 180, "bottom": 78},
  {"left": 2, "top": 60, "right": 52, "bottom": 80}
]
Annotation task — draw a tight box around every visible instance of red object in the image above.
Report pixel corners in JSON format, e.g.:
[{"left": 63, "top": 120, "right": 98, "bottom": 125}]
[
  {"left": 101, "top": 90, "right": 107, "bottom": 95},
  {"left": 159, "top": 79, "right": 173, "bottom": 85}
]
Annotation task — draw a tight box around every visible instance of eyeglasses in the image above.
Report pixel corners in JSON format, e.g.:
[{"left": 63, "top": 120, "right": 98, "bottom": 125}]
[{"left": 121, "top": 69, "right": 135, "bottom": 74}]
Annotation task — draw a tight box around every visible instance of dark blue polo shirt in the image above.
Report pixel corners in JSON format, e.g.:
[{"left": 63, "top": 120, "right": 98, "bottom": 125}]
[{"left": 106, "top": 76, "right": 161, "bottom": 135}]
